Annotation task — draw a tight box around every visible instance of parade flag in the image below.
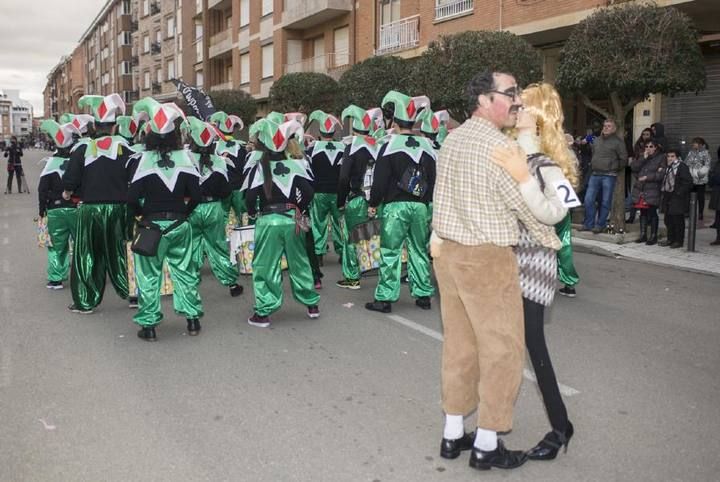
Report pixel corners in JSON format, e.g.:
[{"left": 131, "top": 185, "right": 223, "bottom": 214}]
[{"left": 172, "top": 79, "right": 216, "bottom": 121}]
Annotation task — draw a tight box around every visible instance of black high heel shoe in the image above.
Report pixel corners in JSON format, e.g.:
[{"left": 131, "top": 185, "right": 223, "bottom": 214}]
[{"left": 527, "top": 421, "right": 574, "bottom": 461}]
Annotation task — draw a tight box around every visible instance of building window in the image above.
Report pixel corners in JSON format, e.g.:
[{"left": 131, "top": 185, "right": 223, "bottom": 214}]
[
  {"left": 166, "top": 16, "right": 175, "bottom": 37},
  {"left": 240, "top": 0, "right": 249, "bottom": 27},
  {"left": 167, "top": 59, "right": 175, "bottom": 79},
  {"left": 156, "top": 68, "right": 163, "bottom": 83},
  {"left": 121, "top": 0, "right": 131, "bottom": 15},
  {"left": 240, "top": 53, "right": 250, "bottom": 84},
  {"left": 195, "top": 23, "right": 203, "bottom": 40},
  {"left": 262, "top": 44, "right": 273, "bottom": 79},
  {"left": 156, "top": 30, "right": 162, "bottom": 44},
  {"left": 143, "top": 34, "right": 150, "bottom": 53},
  {"left": 380, "top": 0, "right": 401, "bottom": 25},
  {"left": 334, "top": 26, "right": 349, "bottom": 66},
  {"left": 144, "top": 71, "right": 151, "bottom": 89},
  {"left": 261, "top": 0, "right": 272, "bottom": 16},
  {"left": 196, "top": 71, "right": 203, "bottom": 88},
  {"left": 118, "top": 31, "right": 132, "bottom": 46},
  {"left": 120, "top": 61, "right": 131, "bottom": 75}
]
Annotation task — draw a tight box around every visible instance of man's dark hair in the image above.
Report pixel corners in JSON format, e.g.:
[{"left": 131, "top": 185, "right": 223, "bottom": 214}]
[
  {"left": 465, "top": 71, "right": 496, "bottom": 113},
  {"left": 666, "top": 148, "right": 681, "bottom": 158}
]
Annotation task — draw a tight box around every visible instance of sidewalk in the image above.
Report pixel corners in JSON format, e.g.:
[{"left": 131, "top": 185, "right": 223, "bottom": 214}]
[{"left": 572, "top": 220, "right": 720, "bottom": 277}]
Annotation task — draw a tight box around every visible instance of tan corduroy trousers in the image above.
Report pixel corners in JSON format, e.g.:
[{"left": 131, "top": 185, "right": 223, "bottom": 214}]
[{"left": 434, "top": 240, "right": 525, "bottom": 431}]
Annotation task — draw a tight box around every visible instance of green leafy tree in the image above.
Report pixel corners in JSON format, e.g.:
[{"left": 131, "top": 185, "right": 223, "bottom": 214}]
[
  {"left": 411, "top": 31, "right": 542, "bottom": 121},
  {"left": 268, "top": 73, "right": 340, "bottom": 114},
  {"left": 337, "top": 56, "right": 411, "bottom": 109},
  {"left": 556, "top": 2, "right": 705, "bottom": 232},
  {"left": 208, "top": 89, "right": 258, "bottom": 127}
]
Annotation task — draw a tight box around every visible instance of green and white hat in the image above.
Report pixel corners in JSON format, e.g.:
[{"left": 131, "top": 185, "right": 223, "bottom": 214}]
[
  {"left": 115, "top": 115, "right": 139, "bottom": 139},
  {"left": 381, "top": 91, "right": 430, "bottom": 123},
  {"left": 418, "top": 109, "right": 449, "bottom": 136},
  {"left": 284, "top": 112, "right": 307, "bottom": 125},
  {"left": 265, "top": 111, "right": 285, "bottom": 124},
  {"left": 132, "top": 97, "right": 186, "bottom": 134},
  {"left": 252, "top": 119, "right": 304, "bottom": 153},
  {"left": 59, "top": 113, "right": 95, "bottom": 134},
  {"left": 77, "top": 93, "right": 126, "bottom": 123},
  {"left": 342, "top": 105, "right": 375, "bottom": 134},
  {"left": 209, "top": 111, "right": 244, "bottom": 134},
  {"left": 182, "top": 116, "right": 217, "bottom": 147},
  {"left": 40, "top": 120, "right": 81, "bottom": 149},
  {"left": 308, "top": 110, "right": 341, "bottom": 136}
]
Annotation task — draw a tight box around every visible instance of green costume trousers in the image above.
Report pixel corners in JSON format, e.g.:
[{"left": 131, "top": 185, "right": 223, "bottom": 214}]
[
  {"left": 252, "top": 212, "right": 320, "bottom": 317},
  {"left": 70, "top": 203, "right": 129, "bottom": 310},
  {"left": 223, "top": 189, "right": 246, "bottom": 223},
  {"left": 311, "top": 192, "right": 344, "bottom": 256},
  {"left": 189, "top": 201, "right": 238, "bottom": 286},
  {"left": 46, "top": 207, "right": 78, "bottom": 282},
  {"left": 133, "top": 220, "right": 203, "bottom": 327},
  {"left": 374, "top": 202, "right": 435, "bottom": 302},
  {"left": 555, "top": 213, "right": 580, "bottom": 287},
  {"left": 340, "top": 196, "right": 369, "bottom": 281}
]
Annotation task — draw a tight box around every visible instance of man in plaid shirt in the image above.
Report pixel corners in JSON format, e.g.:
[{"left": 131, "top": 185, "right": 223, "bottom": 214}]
[{"left": 432, "top": 71, "right": 560, "bottom": 471}]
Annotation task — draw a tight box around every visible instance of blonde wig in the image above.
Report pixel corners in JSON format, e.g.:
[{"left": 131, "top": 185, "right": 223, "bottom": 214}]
[{"left": 521, "top": 83, "right": 579, "bottom": 188}]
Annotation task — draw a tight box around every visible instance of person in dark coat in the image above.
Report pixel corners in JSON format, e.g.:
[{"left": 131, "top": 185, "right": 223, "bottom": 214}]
[
  {"left": 650, "top": 123, "right": 668, "bottom": 153},
  {"left": 660, "top": 149, "right": 693, "bottom": 248},
  {"left": 630, "top": 140, "right": 665, "bottom": 245},
  {"left": 4, "top": 136, "right": 26, "bottom": 194},
  {"left": 707, "top": 158, "right": 720, "bottom": 244}
]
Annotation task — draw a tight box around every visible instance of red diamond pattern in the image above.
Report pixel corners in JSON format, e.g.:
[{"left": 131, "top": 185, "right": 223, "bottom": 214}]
[
  {"left": 200, "top": 128, "right": 211, "bottom": 145},
  {"left": 406, "top": 101, "right": 416, "bottom": 119},
  {"left": 154, "top": 108, "right": 168, "bottom": 131},
  {"left": 55, "top": 130, "right": 65, "bottom": 146},
  {"left": 365, "top": 136, "right": 376, "bottom": 146},
  {"left": 324, "top": 118, "right": 334, "bottom": 132},
  {"left": 272, "top": 129, "right": 286, "bottom": 149},
  {"left": 431, "top": 116, "right": 439, "bottom": 130},
  {"left": 225, "top": 118, "right": 233, "bottom": 130},
  {"left": 129, "top": 120, "right": 137, "bottom": 135},
  {"left": 362, "top": 113, "right": 371, "bottom": 129},
  {"left": 73, "top": 118, "right": 81, "bottom": 128},
  {"left": 98, "top": 101, "right": 108, "bottom": 121}
]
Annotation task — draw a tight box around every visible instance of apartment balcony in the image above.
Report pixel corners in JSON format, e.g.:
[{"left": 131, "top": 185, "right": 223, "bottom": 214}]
[
  {"left": 150, "top": 1, "right": 160, "bottom": 15},
  {"left": 208, "top": 0, "right": 231, "bottom": 10},
  {"left": 151, "top": 42, "right": 162, "bottom": 55},
  {"left": 434, "top": 0, "right": 474, "bottom": 21},
  {"left": 209, "top": 81, "right": 233, "bottom": 92},
  {"left": 283, "top": 51, "right": 350, "bottom": 80},
  {"left": 131, "top": 55, "right": 139, "bottom": 67},
  {"left": 151, "top": 81, "right": 162, "bottom": 94},
  {"left": 283, "top": 0, "right": 352, "bottom": 30},
  {"left": 208, "top": 29, "right": 232, "bottom": 59},
  {"left": 375, "top": 15, "right": 419, "bottom": 56},
  {"left": 130, "top": 20, "right": 139, "bottom": 31}
]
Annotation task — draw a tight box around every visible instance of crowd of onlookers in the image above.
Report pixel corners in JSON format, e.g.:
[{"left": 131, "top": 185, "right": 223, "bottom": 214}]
[{"left": 572, "top": 121, "right": 719, "bottom": 248}]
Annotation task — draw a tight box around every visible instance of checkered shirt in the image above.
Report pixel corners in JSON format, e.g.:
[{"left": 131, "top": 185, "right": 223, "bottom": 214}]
[{"left": 432, "top": 116, "right": 561, "bottom": 250}]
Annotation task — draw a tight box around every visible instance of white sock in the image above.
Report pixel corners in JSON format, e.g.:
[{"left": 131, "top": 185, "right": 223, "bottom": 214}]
[
  {"left": 443, "top": 414, "right": 464, "bottom": 440},
  {"left": 474, "top": 428, "right": 498, "bottom": 451}
]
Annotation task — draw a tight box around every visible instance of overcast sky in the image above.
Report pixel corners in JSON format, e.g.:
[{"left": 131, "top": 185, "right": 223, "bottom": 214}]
[{"left": 0, "top": 0, "right": 108, "bottom": 117}]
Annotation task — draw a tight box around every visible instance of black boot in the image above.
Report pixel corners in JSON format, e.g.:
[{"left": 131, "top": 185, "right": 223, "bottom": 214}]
[
  {"left": 365, "top": 300, "right": 392, "bottom": 313},
  {"left": 634, "top": 216, "right": 647, "bottom": 243},
  {"left": 646, "top": 216, "right": 658, "bottom": 245},
  {"left": 187, "top": 319, "right": 201, "bottom": 336},
  {"left": 527, "top": 422, "right": 574, "bottom": 461},
  {"left": 137, "top": 326, "right": 157, "bottom": 341},
  {"left": 626, "top": 209, "right": 636, "bottom": 224}
]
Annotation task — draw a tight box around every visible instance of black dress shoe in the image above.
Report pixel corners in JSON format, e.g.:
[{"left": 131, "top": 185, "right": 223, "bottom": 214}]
[
  {"left": 440, "top": 432, "right": 474, "bottom": 459},
  {"left": 527, "top": 421, "right": 574, "bottom": 461},
  {"left": 365, "top": 300, "right": 392, "bottom": 313},
  {"left": 187, "top": 319, "right": 201, "bottom": 336},
  {"left": 469, "top": 439, "right": 528, "bottom": 470},
  {"left": 229, "top": 284, "right": 244, "bottom": 297},
  {"left": 415, "top": 296, "right": 431, "bottom": 310},
  {"left": 137, "top": 326, "right": 157, "bottom": 342}
]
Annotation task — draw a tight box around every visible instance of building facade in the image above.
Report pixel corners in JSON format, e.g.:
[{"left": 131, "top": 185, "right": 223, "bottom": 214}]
[{"left": 0, "top": 90, "right": 34, "bottom": 141}]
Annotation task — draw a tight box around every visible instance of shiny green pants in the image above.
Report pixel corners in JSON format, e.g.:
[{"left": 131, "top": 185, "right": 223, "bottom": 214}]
[
  {"left": 374, "top": 202, "right": 435, "bottom": 302},
  {"left": 252, "top": 212, "right": 320, "bottom": 316},
  {"left": 340, "top": 196, "right": 369, "bottom": 281},
  {"left": 223, "top": 190, "right": 246, "bottom": 223},
  {"left": 189, "top": 201, "right": 238, "bottom": 287},
  {"left": 311, "top": 192, "right": 344, "bottom": 256},
  {"left": 46, "top": 207, "right": 77, "bottom": 282},
  {"left": 555, "top": 213, "right": 580, "bottom": 287},
  {"left": 70, "top": 203, "right": 129, "bottom": 310},
  {"left": 134, "top": 220, "right": 203, "bottom": 327}
]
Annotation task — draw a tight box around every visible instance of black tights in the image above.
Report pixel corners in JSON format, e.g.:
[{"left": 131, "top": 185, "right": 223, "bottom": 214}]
[
  {"left": 524, "top": 297, "right": 569, "bottom": 432},
  {"left": 639, "top": 206, "right": 658, "bottom": 225},
  {"left": 6, "top": 168, "right": 23, "bottom": 193}
]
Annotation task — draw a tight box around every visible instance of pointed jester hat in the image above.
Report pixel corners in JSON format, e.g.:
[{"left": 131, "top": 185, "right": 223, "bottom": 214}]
[
  {"left": 308, "top": 110, "right": 342, "bottom": 136},
  {"left": 182, "top": 116, "right": 217, "bottom": 147},
  {"left": 284, "top": 112, "right": 307, "bottom": 125},
  {"left": 342, "top": 105, "right": 378, "bottom": 134},
  {"left": 381, "top": 91, "right": 430, "bottom": 124},
  {"left": 132, "top": 97, "right": 186, "bottom": 134},
  {"left": 40, "top": 120, "right": 81, "bottom": 149},
  {"left": 418, "top": 109, "right": 450, "bottom": 136},
  {"left": 252, "top": 119, "right": 304, "bottom": 153},
  {"left": 59, "top": 113, "right": 95, "bottom": 134},
  {"left": 77, "top": 93, "right": 126, "bottom": 123},
  {"left": 265, "top": 111, "right": 285, "bottom": 124},
  {"left": 209, "top": 111, "right": 243, "bottom": 134},
  {"left": 115, "top": 115, "right": 139, "bottom": 139}
]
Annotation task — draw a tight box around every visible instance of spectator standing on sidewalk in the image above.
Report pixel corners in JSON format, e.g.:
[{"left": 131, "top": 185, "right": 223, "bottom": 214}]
[
  {"left": 630, "top": 140, "right": 665, "bottom": 245},
  {"left": 707, "top": 159, "right": 720, "bottom": 245},
  {"left": 580, "top": 119, "right": 628, "bottom": 233},
  {"left": 660, "top": 149, "right": 693, "bottom": 249},
  {"left": 4, "top": 136, "right": 26, "bottom": 194},
  {"left": 626, "top": 128, "right": 653, "bottom": 223},
  {"left": 684, "top": 137, "right": 711, "bottom": 223},
  {"left": 650, "top": 123, "right": 668, "bottom": 152}
]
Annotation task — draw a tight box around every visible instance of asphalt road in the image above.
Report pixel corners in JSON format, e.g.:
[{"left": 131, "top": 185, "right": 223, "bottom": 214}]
[{"left": 1, "top": 149, "right": 719, "bottom": 481}]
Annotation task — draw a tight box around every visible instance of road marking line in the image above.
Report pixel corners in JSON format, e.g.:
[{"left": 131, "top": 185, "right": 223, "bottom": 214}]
[{"left": 385, "top": 314, "right": 580, "bottom": 396}]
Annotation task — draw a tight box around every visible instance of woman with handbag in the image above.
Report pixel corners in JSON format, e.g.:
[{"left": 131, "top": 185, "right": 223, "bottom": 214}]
[
  {"left": 127, "top": 98, "right": 203, "bottom": 342},
  {"left": 243, "top": 118, "right": 319, "bottom": 328},
  {"left": 182, "top": 116, "right": 243, "bottom": 298},
  {"left": 630, "top": 140, "right": 666, "bottom": 245}
]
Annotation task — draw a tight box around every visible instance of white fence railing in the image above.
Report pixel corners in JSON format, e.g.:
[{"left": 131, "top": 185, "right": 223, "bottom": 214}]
[
  {"left": 283, "top": 51, "right": 350, "bottom": 75},
  {"left": 375, "top": 15, "right": 419, "bottom": 56},
  {"left": 435, "top": 0, "right": 474, "bottom": 21}
]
